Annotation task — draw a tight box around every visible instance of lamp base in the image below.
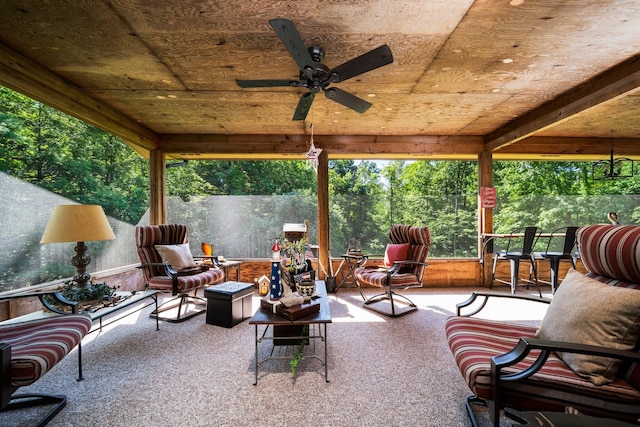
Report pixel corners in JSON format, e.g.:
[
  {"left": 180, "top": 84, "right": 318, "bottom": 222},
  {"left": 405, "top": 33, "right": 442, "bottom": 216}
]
[{"left": 72, "top": 241, "right": 91, "bottom": 287}]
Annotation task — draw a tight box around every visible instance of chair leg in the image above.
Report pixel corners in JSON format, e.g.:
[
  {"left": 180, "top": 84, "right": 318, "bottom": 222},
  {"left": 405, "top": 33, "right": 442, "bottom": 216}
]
[
  {"left": 363, "top": 288, "right": 417, "bottom": 317},
  {"left": 464, "top": 395, "right": 491, "bottom": 427},
  {"left": 549, "top": 257, "right": 561, "bottom": 294},
  {"left": 149, "top": 292, "right": 206, "bottom": 323},
  {"left": 509, "top": 259, "right": 520, "bottom": 294},
  {"left": 530, "top": 258, "right": 542, "bottom": 298},
  {"left": 2, "top": 393, "right": 67, "bottom": 427}
]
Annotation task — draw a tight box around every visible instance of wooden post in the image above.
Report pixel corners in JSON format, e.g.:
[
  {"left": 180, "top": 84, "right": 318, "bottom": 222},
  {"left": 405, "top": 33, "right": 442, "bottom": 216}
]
[
  {"left": 317, "top": 150, "right": 330, "bottom": 280},
  {"left": 478, "top": 151, "right": 493, "bottom": 287},
  {"left": 149, "top": 150, "right": 166, "bottom": 225}
]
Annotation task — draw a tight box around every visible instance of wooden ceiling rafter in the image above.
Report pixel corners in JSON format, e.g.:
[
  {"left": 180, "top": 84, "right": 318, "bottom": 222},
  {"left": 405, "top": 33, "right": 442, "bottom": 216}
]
[
  {"left": 0, "top": 43, "right": 159, "bottom": 152},
  {"left": 486, "top": 54, "right": 640, "bottom": 152}
]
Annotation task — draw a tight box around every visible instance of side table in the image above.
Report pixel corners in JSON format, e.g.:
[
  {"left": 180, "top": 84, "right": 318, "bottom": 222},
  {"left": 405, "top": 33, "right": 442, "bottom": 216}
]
[
  {"left": 219, "top": 260, "right": 243, "bottom": 281},
  {"left": 337, "top": 253, "right": 367, "bottom": 298}
]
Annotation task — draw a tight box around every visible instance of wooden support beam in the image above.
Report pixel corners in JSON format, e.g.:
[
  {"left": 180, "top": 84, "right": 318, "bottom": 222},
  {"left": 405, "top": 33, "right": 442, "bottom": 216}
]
[
  {"left": 486, "top": 54, "right": 640, "bottom": 151},
  {"left": 158, "top": 134, "right": 484, "bottom": 160},
  {"left": 149, "top": 150, "right": 166, "bottom": 225},
  {"left": 317, "top": 150, "right": 330, "bottom": 280},
  {"left": 0, "top": 42, "right": 158, "bottom": 152},
  {"left": 494, "top": 137, "right": 640, "bottom": 160},
  {"left": 477, "top": 151, "right": 493, "bottom": 288}
]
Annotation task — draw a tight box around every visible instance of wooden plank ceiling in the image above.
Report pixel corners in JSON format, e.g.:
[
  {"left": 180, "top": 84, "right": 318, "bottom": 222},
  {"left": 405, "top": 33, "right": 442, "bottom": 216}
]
[{"left": 0, "top": 0, "right": 639, "bottom": 160}]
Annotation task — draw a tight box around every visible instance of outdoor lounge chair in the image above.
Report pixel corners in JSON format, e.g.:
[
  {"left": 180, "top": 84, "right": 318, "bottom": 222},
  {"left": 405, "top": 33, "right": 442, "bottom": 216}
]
[
  {"left": 135, "top": 224, "right": 225, "bottom": 322},
  {"left": 0, "top": 291, "right": 91, "bottom": 426},
  {"left": 446, "top": 224, "right": 640, "bottom": 426},
  {"left": 354, "top": 224, "right": 431, "bottom": 317}
]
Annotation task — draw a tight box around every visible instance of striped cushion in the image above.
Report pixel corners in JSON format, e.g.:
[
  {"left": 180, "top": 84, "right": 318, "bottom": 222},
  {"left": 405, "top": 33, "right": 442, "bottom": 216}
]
[
  {"left": 136, "top": 224, "right": 189, "bottom": 278},
  {"left": 577, "top": 225, "right": 640, "bottom": 287},
  {"left": 445, "top": 316, "right": 640, "bottom": 406},
  {"left": 145, "top": 268, "right": 224, "bottom": 293},
  {"left": 0, "top": 315, "right": 91, "bottom": 386},
  {"left": 576, "top": 225, "right": 640, "bottom": 388}
]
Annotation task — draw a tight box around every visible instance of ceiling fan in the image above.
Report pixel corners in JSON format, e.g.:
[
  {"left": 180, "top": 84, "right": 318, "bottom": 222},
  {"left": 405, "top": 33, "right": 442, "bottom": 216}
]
[{"left": 236, "top": 18, "right": 393, "bottom": 121}]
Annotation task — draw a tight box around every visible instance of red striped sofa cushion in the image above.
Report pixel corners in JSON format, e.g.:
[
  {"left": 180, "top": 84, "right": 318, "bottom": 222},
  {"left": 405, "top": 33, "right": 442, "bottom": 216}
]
[
  {"left": 0, "top": 314, "right": 92, "bottom": 386},
  {"left": 445, "top": 316, "right": 640, "bottom": 405},
  {"left": 576, "top": 225, "right": 640, "bottom": 388}
]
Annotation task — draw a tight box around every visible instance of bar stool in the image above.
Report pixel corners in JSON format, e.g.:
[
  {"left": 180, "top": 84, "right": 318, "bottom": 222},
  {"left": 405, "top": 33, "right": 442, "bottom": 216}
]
[
  {"left": 537, "top": 226, "right": 579, "bottom": 293},
  {"left": 492, "top": 226, "right": 542, "bottom": 296}
]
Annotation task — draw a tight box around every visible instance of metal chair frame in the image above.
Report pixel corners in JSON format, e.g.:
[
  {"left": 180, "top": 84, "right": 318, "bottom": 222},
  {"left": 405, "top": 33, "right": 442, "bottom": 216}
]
[
  {"left": 536, "top": 226, "right": 579, "bottom": 293},
  {"left": 491, "top": 226, "right": 542, "bottom": 297}
]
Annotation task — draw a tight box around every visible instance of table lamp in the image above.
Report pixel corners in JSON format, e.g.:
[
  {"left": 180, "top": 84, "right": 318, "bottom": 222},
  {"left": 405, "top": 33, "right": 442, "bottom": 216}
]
[{"left": 40, "top": 204, "right": 116, "bottom": 287}]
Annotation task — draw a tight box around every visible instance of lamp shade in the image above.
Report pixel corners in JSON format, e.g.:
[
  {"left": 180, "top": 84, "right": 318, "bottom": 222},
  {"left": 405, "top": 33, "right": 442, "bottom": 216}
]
[{"left": 40, "top": 204, "right": 116, "bottom": 244}]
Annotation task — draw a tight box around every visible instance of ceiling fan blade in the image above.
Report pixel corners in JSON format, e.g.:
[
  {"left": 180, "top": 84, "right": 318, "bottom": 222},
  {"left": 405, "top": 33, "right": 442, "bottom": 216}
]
[
  {"left": 324, "top": 87, "right": 371, "bottom": 114},
  {"left": 330, "top": 44, "right": 393, "bottom": 83},
  {"left": 293, "top": 92, "right": 315, "bottom": 121},
  {"left": 269, "top": 18, "right": 315, "bottom": 73},
  {"left": 236, "top": 79, "right": 295, "bottom": 88}
]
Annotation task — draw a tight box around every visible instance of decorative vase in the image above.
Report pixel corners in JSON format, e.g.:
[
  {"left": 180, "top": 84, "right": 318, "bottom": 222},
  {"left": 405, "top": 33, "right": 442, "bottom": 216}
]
[{"left": 296, "top": 280, "right": 316, "bottom": 297}]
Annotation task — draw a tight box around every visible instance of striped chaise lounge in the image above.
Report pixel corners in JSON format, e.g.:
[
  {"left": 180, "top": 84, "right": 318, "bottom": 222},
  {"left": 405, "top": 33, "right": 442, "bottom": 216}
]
[
  {"left": 0, "top": 295, "right": 91, "bottom": 426},
  {"left": 446, "top": 224, "right": 640, "bottom": 426}
]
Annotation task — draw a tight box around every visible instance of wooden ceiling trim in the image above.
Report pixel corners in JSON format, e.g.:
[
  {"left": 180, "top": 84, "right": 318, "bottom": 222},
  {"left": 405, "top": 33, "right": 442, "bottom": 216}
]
[
  {"left": 485, "top": 54, "right": 640, "bottom": 151},
  {"left": 158, "top": 134, "right": 484, "bottom": 159},
  {"left": 494, "top": 136, "right": 640, "bottom": 161},
  {"left": 0, "top": 42, "right": 159, "bottom": 151}
]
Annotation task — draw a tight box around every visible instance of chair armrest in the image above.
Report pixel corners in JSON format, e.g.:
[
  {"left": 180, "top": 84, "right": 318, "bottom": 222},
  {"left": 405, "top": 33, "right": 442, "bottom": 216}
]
[
  {"left": 0, "top": 290, "right": 79, "bottom": 315},
  {"left": 388, "top": 260, "right": 429, "bottom": 274},
  {"left": 491, "top": 337, "right": 640, "bottom": 383},
  {"left": 456, "top": 291, "right": 551, "bottom": 317},
  {"left": 137, "top": 262, "right": 178, "bottom": 277}
]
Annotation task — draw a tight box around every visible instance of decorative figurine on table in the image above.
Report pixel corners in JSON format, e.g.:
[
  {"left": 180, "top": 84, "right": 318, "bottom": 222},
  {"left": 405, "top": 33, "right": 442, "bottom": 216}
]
[
  {"left": 269, "top": 240, "right": 283, "bottom": 300},
  {"left": 270, "top": 260, "right": 283, "bottom": 300}
]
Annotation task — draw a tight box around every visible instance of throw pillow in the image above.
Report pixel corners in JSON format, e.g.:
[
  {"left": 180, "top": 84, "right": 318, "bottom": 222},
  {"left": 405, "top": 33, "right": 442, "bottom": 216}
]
[
  {"left": 383, "top": 243, "right": 410, "bottom": 268},
  {"left": 536, "top": 268, "right": 640, "bottom": 385},
  {"left": 154, "top": 243, "right": 196, "bottom": 270}
]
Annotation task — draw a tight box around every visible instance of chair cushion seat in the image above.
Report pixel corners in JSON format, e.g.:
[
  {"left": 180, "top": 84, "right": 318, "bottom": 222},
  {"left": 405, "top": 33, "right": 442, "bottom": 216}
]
[
  {"left": 354, "top": 267, "right": 419, "bottom": 288},
  {"left": 0, "top": 314, "right": 92, "bottom": 386},
  {"left": 445, "top": 316, "right": 640, "bottom": 404},
  {"left": 147, "top": 267, "right": 224, "bottom": 293}
]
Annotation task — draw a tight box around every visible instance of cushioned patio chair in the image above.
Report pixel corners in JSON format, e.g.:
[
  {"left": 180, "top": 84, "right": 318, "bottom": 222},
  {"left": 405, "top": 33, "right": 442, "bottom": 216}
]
[
  {"left": 0, "top": 291, "right": 91, "bottom": 426},
  {"left": 135, "top": 224, "right": 225, "bottom": 322},
  {"left": 354, "top": 224, "right": 431, "bottom": 317},
  {"left": 446, "top": 224, "right": 640, "bottom": 427}
]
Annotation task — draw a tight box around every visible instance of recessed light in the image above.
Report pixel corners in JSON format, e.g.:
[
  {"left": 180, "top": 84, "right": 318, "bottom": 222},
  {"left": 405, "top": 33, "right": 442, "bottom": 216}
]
[{"left": 503, "top": 58, "right": 514, "bottom": 64}]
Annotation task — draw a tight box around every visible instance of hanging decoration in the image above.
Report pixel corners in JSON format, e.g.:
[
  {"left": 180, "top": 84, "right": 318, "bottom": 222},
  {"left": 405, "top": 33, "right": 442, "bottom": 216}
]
[
  {"left": 592, "top": 133, "right": 635, "bottom": 180},
  {"left": 305, "top": 123, "right": 322, "bottom": 170}
]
